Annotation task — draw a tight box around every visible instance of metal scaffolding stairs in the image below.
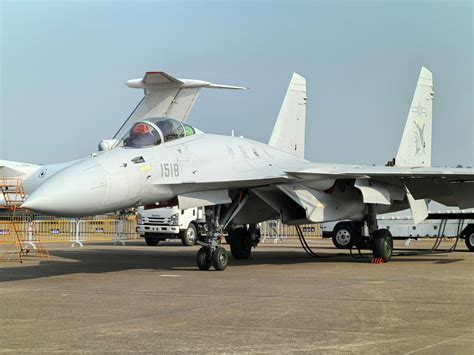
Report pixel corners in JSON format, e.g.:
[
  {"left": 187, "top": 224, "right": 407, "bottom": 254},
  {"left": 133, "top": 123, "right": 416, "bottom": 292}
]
[{"left": 0, "top": 178, "right": 48, "bottom": 262}]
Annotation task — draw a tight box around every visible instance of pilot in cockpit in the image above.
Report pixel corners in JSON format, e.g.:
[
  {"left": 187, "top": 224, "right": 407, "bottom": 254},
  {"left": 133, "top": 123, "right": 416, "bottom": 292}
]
[{"left": 125, "top": 123, "right": 159, "bottom": 148}]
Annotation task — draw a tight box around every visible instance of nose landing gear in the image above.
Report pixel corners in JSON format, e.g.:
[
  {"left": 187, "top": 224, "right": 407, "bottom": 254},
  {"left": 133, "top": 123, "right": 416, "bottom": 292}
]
[
  {"left": 194, "top": 192, "right": 251, "bottom": 271},
  {"left": 196, "top": 245, "right": 228, "bottom": 271},
  {"left": 196, "top": 226, "right": 229, "bottom": 271},
  {"left": 195, "top": 205, "right": 231, "bottom": 271}
]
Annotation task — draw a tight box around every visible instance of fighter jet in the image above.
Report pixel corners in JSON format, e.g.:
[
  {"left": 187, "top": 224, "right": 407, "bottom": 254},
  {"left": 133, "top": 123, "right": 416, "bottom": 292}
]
[{"left": 21, "top": 68, "right": 474, "bottom": 271}]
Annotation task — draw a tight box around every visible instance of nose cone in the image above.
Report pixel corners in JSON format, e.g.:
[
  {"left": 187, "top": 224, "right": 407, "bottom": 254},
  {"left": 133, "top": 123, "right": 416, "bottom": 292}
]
[{"left": 22, "top": 160, "right": 108, "bottom": 217}]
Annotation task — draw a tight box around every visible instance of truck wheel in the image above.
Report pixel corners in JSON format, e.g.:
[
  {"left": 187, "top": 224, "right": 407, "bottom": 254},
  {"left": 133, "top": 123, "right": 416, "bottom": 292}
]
[
  {"left": 332, "top": 222, "right": 356, "bottom": 249},
  {"left": 372, "top": 229, "right": 393, "bottom": 262},
  {"left": 197, "top": 247, "right": 211, "bottom": 271},
  {"left": 181, "top": 224, "right": 197, "bottom": 246},
  {"left": 144, "top": 234, "right": 159, "bottom": 246},
  {"left": 462, "top": 225, "right": 474, "bottom": 251},
  {"left": 212, "top": 247, "right": 228, "bottom": 271}
]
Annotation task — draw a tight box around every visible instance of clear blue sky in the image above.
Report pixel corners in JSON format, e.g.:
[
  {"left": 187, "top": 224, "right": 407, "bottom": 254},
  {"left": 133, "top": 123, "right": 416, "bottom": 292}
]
[{"left": 1, "top": 0, "right": 472, "bottom": 166}]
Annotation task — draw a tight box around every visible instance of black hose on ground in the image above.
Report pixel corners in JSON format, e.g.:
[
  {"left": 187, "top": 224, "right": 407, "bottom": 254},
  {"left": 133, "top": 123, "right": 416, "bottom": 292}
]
[
  {"left": 295, "top": 225, "right": 365, "bottom": 259},
  {"left": 295, "top": 225, "right": 320, "bottom": 258},
  {"left": 296, "top": 222, "right": 463, "bottom": 260}
]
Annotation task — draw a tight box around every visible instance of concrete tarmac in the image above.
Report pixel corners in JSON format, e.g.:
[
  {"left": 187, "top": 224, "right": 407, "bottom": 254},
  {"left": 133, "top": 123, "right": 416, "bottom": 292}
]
[{"left": 0, "top": 239, "right": 473, "bottom": 353}]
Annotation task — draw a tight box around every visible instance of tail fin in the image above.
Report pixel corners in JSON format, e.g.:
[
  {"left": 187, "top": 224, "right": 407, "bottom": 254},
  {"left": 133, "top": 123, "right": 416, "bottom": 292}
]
[
  {"left": 395, "top": 66, "right": 434, "bottom": 167},
  {"left": 269, "top": 73, "right": 307, "bottom": 159}
]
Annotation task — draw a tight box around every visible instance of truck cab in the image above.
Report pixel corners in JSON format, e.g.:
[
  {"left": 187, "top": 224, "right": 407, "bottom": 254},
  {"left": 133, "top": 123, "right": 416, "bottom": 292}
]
[{"left": 137, "top": 205, "right": 206, "bottom": 246}]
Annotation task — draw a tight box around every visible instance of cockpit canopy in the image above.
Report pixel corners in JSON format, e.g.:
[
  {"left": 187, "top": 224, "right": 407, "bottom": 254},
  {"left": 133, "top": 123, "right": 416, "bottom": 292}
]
[{"left": 122, "top": 117, "right": 196, "bottom": 148}]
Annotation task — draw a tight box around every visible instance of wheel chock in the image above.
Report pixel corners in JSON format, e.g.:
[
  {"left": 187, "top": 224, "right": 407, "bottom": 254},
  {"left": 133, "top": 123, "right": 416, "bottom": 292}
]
[{"left": 371, "top": 257, "right": 385, "bottom": 264}]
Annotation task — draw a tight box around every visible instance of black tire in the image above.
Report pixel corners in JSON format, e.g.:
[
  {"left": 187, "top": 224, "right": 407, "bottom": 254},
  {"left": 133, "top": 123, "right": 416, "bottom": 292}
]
[
  {"left": 180, "top": 223, "right": 197, "bottom": 246},
  {"left": 462, "top": 225, "right": 474, "bottom": 251},
  {"left": 196, "top": 247, "right": 212, "bottom": 271},
  {"left": 332, "top": 222, "right": 356, "bottom": 249},
  {"left": 212, "top": 247, "right": 228, "bottom": 271},
  {"left": 144, "top": 234, "right": 159, "bottom": 246},
  {"left": 229, "top": 227, "right": 251, "bottom": 259},
  {"left": 372, "top": 229, "right": 393, "bottom": 262}
]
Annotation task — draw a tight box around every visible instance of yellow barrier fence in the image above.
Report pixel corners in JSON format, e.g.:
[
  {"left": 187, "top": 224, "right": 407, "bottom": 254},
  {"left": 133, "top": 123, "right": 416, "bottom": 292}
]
[
  {"left": 259, "top": 220, "right": 321, "bottom": 242},
  {"left": 0, "top": 215, "right": 320, "bottom": 249},
  {"left": 0, "top": 216, "right": 140, "bottom": 247}
]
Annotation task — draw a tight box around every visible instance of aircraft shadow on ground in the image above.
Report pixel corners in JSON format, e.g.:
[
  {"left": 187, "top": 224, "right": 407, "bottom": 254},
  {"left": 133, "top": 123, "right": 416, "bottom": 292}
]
[{"left": 0, "top": 243, "right": 464, "bottom": 282}]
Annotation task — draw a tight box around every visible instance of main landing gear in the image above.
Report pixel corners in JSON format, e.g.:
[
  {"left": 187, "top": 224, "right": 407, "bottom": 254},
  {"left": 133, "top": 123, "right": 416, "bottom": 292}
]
[
  {"left": 366, "top": 204, "right": 393, "bottom": 262},
  {"left": 228, "top": 225, "right": 260, "bottom": 259},
  {"left": 371, "top": 228, "right": 393, "bottom": 262}
]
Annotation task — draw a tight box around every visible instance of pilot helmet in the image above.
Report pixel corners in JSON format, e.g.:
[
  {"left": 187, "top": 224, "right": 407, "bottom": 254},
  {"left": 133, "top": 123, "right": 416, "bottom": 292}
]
[{"left": 133, "top": 123, "right": 151, "bottom": 135}]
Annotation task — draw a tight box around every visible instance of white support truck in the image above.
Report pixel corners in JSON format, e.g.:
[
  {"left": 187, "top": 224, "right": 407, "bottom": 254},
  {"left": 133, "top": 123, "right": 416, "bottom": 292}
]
[
  {"left": 321, "top": 203, "right": 474, "bottom": 251},
  {"left": 137, "top": 205, "right": 207, "bottom": 246}
]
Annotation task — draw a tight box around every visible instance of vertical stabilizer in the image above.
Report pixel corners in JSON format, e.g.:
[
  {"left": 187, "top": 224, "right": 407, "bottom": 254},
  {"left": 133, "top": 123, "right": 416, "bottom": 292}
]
[
  {"left": 395, "top": 67, "right": 434, "bottom": 167},
  {"left": 269, "top": 73, "right": 307, "bottom": 159}
]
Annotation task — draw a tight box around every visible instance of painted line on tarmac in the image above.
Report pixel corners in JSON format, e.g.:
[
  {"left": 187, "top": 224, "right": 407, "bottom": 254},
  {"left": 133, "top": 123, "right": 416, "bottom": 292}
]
[{"left": 405, "top": 331, "right": 474, "bottom": 354}]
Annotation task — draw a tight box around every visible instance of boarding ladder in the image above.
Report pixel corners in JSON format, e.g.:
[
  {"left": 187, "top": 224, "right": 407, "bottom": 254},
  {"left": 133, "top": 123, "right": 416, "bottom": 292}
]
[{"left": 0, "top": 178, "right": 48, "bottom": 262}]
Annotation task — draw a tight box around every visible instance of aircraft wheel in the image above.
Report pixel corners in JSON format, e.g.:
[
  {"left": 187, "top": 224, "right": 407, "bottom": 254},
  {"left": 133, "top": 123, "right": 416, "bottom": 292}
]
[
  {"left": 212, "top": 247, "right": 228, "bottom": 271},
  {"left": 181, "top": 223, "right": 197, "bottom": 246},
  {"left": 332, "top": 222, "right": 356, "bottom": 249},
  {"left": 196, "top": 247, "right": 212, "bottom": 271},
  {"left": 372, "top": 229, "right": 393, "bottom": 262},
  {"left": 462, "top": 225, "right": 474, "bottom": 251},
  {"left": 224, "top": 228, "right": 233, "bottom": 244},
  {"left": 229, "top": 227, "right": 251, "bottom": 259},
  {"left": 144, "top": 234, "right": 159, "bottom": 246}
]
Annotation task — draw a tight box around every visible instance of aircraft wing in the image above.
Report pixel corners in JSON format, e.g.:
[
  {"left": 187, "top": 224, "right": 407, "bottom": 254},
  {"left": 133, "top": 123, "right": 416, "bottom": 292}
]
[
  {"left": 113, "top": 72, "right": 246, "bottom": 140},
  {"left": 163, "top": 161, "right": 473, "bottom": 225},
  {"left": 286, "top": 165, "right": 474, "bottom": 180},
  {"left": 286, "top": 165, "right": 474, "bottom": 210}
]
